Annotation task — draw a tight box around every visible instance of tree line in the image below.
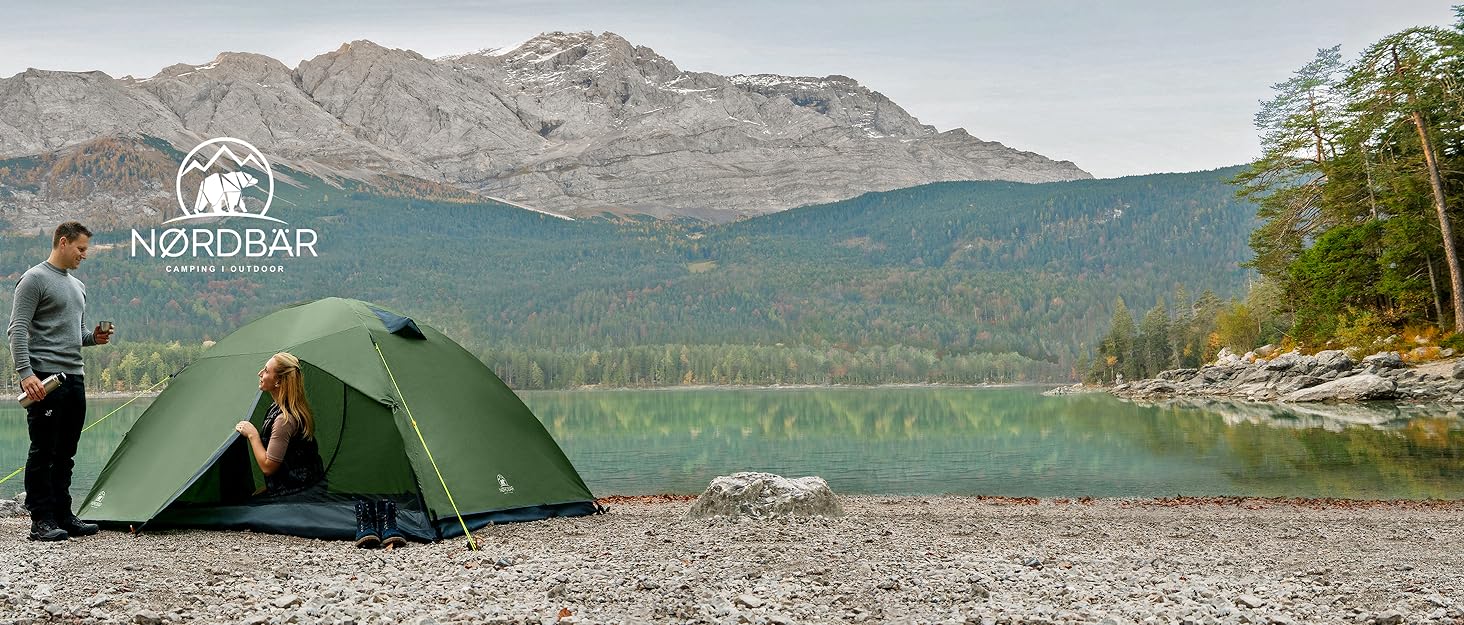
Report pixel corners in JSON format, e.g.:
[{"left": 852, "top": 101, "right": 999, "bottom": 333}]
[{"left": 1230, "top": 8, "right": 1464, "bottom": 345}]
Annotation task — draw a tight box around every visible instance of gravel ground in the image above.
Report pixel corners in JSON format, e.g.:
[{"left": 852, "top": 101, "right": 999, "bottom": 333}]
[{"left": 2, "top": 496, "right": 1462, "bottom": 625}]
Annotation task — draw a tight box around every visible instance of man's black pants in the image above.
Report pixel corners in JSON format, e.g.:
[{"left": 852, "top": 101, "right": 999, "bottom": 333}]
[{"left": 24, "top": 372, "right": 86, "bottom": 520}]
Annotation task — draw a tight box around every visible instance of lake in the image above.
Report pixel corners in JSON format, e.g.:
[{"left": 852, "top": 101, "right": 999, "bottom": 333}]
[{"left": 2, "top": 387, "right": 1462, "bottom": 502}]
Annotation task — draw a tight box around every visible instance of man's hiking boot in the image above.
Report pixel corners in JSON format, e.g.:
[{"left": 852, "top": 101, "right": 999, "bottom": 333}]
[
  {"left": 378, "top": 500, "right": 406, "bottom": 549},
  {"left": 29, "top": 516, "right": 68, "bottom": 542},
  {"left": 353, "top": 499, "right": 380, "bottom": 548},
  {"left": 58, "top": 513, "right": 99, "bottom": 537}
]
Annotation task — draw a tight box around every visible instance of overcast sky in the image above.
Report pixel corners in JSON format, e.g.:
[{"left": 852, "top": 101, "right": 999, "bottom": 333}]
[{"left": 2, "top": 1, "right": 1456, "bottom": 178}]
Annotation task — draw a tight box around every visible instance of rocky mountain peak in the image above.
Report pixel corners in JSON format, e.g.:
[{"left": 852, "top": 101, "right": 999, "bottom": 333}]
[
  {"left": 12, "top": 68, "right": 114, "bottom": 83},
  {"left": 2, "top": 32, "right": 1093, "bottom": 228},
  {"left": 729, "top": 73, "right": 934, "bottom": 140},
  {"left": 143, "top": 52, "right": 294, "bottom": 85},
  {"left": 297, "top": 40, "right": 431, "bottom": 87}
]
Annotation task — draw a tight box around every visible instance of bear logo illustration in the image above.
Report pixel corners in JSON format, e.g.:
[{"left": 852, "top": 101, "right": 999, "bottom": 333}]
[{"left": 192, "top": 171, "right": 259, "bottom": 214}]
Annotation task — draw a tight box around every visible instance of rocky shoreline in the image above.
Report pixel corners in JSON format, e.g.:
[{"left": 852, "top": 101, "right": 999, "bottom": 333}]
[
  {"left": 2, "top": 496, "right": 1462, "bottom": 625},
  {"left": 1096, "top": 349, "right": 1464, "bottom": 403}
]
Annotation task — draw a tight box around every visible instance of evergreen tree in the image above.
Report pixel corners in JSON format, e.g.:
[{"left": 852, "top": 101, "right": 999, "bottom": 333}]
[{"left": 1138, "top": 302, "right": 1172, "bottom": 377}]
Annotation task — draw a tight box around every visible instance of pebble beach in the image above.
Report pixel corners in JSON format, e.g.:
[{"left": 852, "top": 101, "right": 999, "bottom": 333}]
[{"left": 2, "top": 496, "right": 1462, "bottom": 625}]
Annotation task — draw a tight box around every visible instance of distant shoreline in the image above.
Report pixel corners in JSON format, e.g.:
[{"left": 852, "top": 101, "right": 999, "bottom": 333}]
[{"left": 48, "top": 382, "right": 1060, "bottom": 400}]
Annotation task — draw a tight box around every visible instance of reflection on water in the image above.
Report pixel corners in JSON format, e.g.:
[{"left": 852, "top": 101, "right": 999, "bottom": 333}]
[
  {"left": 2, "top": 388, "right": 1462, "bottom": 501},
  {"left": 0, "top": 398, "right": 150, "bottom": 502},
  {"left": 1129, "top": 396, "right": 1464, "bottom": 430}
]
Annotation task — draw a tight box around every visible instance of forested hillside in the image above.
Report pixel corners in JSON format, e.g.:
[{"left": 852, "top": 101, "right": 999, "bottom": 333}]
[{"left": 1, "top": 168, "right": 1256, "bottom": 390}]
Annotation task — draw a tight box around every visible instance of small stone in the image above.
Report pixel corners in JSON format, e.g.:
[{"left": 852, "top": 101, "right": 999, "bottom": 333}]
[
  {"left": 1236, "top": 595, "right": 1266, "bottom": 608},
  {"left": 132, "top": 610, "right": 162, "bottom": 625},
  {"left": 876, "top": 580, "right": 900, "bottom": 590},
  {"left": 736, "top": 594, "right": 764, "bottom": 608},
  {"left": 1376, "top": 610, "right": 1403, "bottom": 625},
  {"left": 271, "top": 595, "right": 300, "bottom": 609},
  {"left": 546, "top": 583, "right": 566, "bottom": 598}
]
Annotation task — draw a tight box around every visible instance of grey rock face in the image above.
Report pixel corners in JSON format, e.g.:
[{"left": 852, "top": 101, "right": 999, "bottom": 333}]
[
  {"left": 1, "top": 31, "right": 1091, "bottom": 229},
  {"left": 1263, "top": 352, "right": 1301, "bottom": 371},
  {"left": 1362, "top": 351, "right": 1405, "bottom": 369},
  {"left": 1273, "top": 375, "right": 1327, "bottom": 395},
  {"left": 687, "top": 472, "right": 843, "bottom": 518},
  {"left": 1280, "top": 374, "right": 1397, "bottom": 402},
  {"left": 1450, "top": 360, "right": 1464, "bottom": 380},
  {"left": 134, "top": 52, "right": 420, "bottom": 175},
  {"left": 1313, "top": 350, "right": 1353, "bottom": 373},
  {"left": 1110, "top": 350, "right": 1464, "bottom": 404},
  {"left": 0, "top": 69, "right": 192, "bottom": 158}
]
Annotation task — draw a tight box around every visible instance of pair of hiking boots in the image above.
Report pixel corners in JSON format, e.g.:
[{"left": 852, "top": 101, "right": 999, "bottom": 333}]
[
  {"left": 354, "top": 499, "right": 406, "bottom": 549},
  {"left": 29, "top": 513, "right": 99, "bottom": 542}
]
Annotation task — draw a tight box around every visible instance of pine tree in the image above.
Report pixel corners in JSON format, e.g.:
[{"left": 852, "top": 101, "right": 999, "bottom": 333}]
[
  {"left": 1138, "top": 302, "right": 1172, "bottom": 377},
  {"left": 1345, "top": 27, "right": 1464, "bottom": 330},
  {"left": 1234, "top": 46, "right": 1346, "bottom": 279}
]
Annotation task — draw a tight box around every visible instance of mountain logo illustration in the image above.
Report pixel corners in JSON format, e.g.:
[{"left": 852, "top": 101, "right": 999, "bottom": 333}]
[{"left": 171, "top": 137, "right": 282, "bottom": 224}]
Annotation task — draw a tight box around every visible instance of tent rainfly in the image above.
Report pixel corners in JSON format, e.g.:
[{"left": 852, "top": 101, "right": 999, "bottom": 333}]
[{"left": 80, "top": 297, "right": 596, "bottom": 541}]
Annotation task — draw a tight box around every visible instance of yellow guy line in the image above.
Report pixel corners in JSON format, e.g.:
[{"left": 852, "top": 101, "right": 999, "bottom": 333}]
[
  {"left": 373, "top": 342, "right": 479, "bottom": 551},
  {"left": 0, "top": 375, "right": 171, "bottom": 486}
]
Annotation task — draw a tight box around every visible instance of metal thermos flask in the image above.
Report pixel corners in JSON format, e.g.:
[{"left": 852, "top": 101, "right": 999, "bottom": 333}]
[{"left": 17, "top": 373, "right": 65, "bottom": 408}]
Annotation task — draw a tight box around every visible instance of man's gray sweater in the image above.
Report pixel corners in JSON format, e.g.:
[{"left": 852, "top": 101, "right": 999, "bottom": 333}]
[{"left": 8, "top": 261, "right": 95, "bottom": 381}]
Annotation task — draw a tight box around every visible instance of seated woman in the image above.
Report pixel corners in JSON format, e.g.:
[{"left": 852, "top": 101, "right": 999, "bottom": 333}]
[{"left": 234, "top": 352, "right": 324, "bottom": 496}]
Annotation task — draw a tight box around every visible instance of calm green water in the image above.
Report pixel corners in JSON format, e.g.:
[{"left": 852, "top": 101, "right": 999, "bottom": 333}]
[{"left": 3, "top": 387, "right": 1463, "bottom": 501}]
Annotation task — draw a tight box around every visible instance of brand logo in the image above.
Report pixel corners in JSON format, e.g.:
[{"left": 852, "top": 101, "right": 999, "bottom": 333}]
[
  {"left": 89, "top": 490, "right": 106, "bottom": 509},
  {"left": 132, "top": 137, "right": 319, "bottom": 272},
  {"left": 497, "top": 474, "right": 515, "bottom": 494},
  {"left": 171, "top": 137, "right": 279, "bottom": 224}
]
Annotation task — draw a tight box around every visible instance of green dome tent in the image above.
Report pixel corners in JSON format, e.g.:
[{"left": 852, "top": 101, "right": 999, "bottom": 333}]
[{"left": 79, "top": 297, "right": 596, "bottom": 541}]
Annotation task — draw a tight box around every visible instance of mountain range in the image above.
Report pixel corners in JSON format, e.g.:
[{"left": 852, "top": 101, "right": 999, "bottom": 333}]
[{"left": 0, "top": 31, "right": 1090, "bottom": 231}]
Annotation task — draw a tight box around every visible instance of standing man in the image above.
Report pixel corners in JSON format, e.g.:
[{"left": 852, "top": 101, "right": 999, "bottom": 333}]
[{"left": 8, "top": 221, "right": 112, "bottom": 541}]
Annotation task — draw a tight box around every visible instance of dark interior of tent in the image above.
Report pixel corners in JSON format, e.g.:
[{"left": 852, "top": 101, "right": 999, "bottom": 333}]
[{"left": 148, "top": 362, "right": 438, "bottom": 540}]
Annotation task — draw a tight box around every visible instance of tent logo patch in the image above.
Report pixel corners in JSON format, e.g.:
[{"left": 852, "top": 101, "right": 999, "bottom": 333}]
[
  {"left": 89, "top": 490, "right": 106, "bottom": 509},
  {"left": 497, "top": 474, "right": 515, "bottom": 494}
]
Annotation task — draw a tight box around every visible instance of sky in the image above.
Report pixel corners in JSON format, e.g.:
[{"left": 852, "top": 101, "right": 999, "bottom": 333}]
[{"left": 1, "top": 0, "right": 1457, "bottom": 178}]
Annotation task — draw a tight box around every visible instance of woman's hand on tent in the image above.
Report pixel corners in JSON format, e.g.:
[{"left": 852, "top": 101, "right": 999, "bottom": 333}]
[{"left": 235, "top": 421, "right": 259, "bottom": 440}]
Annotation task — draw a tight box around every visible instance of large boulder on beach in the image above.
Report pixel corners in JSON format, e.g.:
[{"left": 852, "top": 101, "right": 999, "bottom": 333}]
[
  {"left": 1281, "top": 374, "right": 1397, "bottom": 402},
  {"left": 687, "top": 472, "right": 843, "bottom": 518}
]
